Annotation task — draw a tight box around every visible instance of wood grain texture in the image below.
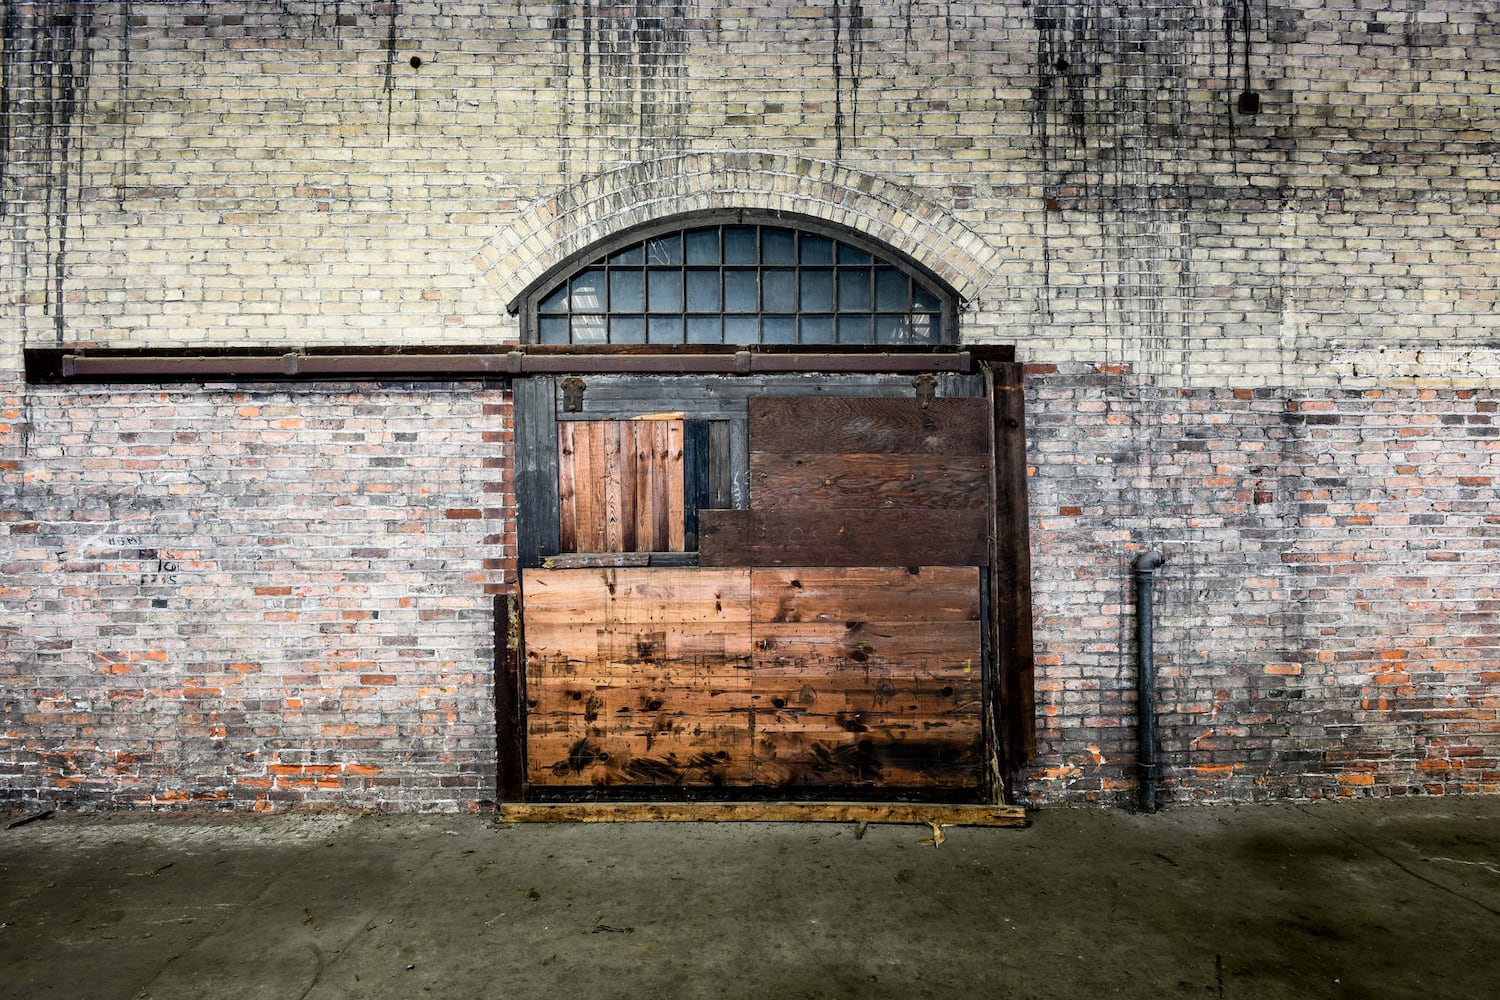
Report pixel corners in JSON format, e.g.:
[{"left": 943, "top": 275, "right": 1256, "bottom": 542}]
[
  {"left": 514, "top": 377, "right": 560, "bottom": 567},
  {"left": 697, "top": 508, "right": 988, "bottom": 567},
  {"left": 748, "top": 396, "right": 989, "bottom": 456},
  {"left": 751, "top": 566, "right": 982, "bottom": 624},
  {"left": 522, "top": 566, "right": 985, "bottom": 792},
  {"left": 523, "top": 567, "right": 753, "bottom": 787},
  {"left": 498, "top": 801, "right": 1029, "bottom": 826},
  {"left": 987, "top": 359, "right": 1038, "bottom": 773},
  {"left": 750, "top": 453, "right": 989, "bottom": 510},
  {"left": 557, "top": 418, "right": 685, "bottom": 554}
]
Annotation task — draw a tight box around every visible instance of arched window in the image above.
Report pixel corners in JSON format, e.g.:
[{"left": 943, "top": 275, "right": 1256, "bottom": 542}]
[{"left": 518, "top": 214, "right": 959, "bottom": 347}]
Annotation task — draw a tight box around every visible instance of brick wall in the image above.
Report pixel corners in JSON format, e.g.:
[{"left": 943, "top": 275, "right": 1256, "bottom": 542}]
[
  {"left": 2, "top": 2, "right": 1495, "bottom": 380},
  {"left": 1, "top": 2, "right": 1497, "bottom": 809},
  {"left": 1, "top": 383, "right": 510, "bottom": 811},
  {"left": 1024, "top": 368, "right": 1499, "bottom": 805}
]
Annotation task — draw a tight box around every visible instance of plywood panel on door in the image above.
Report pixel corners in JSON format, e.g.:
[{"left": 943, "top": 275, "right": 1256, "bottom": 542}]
[{"left": 522, "top": 566, "right": 985, "bottom": 793}]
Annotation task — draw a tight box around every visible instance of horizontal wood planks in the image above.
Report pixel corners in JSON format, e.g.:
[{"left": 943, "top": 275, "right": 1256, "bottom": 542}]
[
  {"left": 751, "top": 453, "right": 989, "bottom": 510},
  {"left": 698, "top": 509, "right": 988, "bottom": 566},
  {"left": 522, "top": 566, "right": 985, "bottom": 793},
  {"left": 748, "top": 397, "right": 990, "bottom": 456},
  {"left": 700, "top": 396, "right": 991, "bottom": 567}
]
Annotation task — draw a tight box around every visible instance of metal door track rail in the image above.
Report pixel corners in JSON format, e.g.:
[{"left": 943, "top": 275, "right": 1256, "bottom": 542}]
[{"left": 32, "top": 347, "right": 981, "bottom": 383}]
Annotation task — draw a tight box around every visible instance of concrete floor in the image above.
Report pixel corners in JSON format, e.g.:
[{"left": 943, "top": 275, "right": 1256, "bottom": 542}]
[{"left": 2, "top": 799, "right": 1497, "bottom": 1000}]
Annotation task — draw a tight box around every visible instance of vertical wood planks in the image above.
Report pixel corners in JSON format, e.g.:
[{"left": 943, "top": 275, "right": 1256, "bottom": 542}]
[
  {"left": 514, "top": 377, "right": 560, "bottom": 567},
  {"left": 557, "top": 417, "right": 686, "bottom": 554}
]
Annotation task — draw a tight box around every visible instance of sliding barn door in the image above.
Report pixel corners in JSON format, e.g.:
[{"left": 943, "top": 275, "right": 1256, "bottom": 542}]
[{"left": 513, "top": 375, "right": 997, "bottom": 801}]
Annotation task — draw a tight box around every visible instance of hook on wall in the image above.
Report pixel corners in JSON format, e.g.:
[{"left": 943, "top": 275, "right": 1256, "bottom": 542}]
[
  {"left": 912, "top": 374, "right": 937, "bottom": 410},
  {"left": 562, "top": 377, "right": 587, "bottom": 413}
]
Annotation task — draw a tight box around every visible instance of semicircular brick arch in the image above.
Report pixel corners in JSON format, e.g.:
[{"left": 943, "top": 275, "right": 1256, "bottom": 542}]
[{"left": 476, "top": 152, "right": 998, "bottom": 311}]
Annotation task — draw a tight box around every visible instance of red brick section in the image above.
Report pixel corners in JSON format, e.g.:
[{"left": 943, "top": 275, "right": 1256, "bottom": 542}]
[
  {"left": 3, "top": 372, "right": 1496, "bottom": 810},
  {"left": 0, "top": 382, "right": 514, "bottom": 812},
  {"left": 1021, "top": 369, "right": 1499, "bottom": 806}
]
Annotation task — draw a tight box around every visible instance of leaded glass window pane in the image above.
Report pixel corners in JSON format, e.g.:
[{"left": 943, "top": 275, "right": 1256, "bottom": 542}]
[
  {"left": 571, "top": 271, "right": 606, "bottom": 313},
  {"left": 539, "top": 316, "right": 569, "bottom": 344},
  {"left": 609, "top": 316, "right": 644, "bottom": 344},
  {"left": 800, "top": 315, "right": 835, "bottom": 344},
  {"left": 762, "top": 229, "right": 796, "bottom": 265},
  {"left": 800, "top": 235, "right": 834, "bottom": 265},
  {"left": 648, "top": 271, "right": 682, "bottom": 313},
  {"left": 686, "top": 270, "right": 721, "bottom": 311},
  {"left": 529, "top": 222, "right": 951, "bottom": 346},
  {"left": 648, "top": 317, "right": 684, "bottom": 343},
  {"left": 724, "top": 271, "right": 758, "bottom": 313},
  {"left": 913, "top": 284, "right": 941, "bottom": 314},
  {"left": 837, "top": 316, "right": 872, "bottom": 344},
  {"left": 646, "top": 235, "right": 682, "bottom": 266},
  {"left": 800, "top": 270, "right": 834, "bottom": 312},
  {"left": 610, "top": 271, "right": 644, "bottom": 313},
  {"left": 573, "top": 315, "right": 606, "bottom": 344},
  {"left": 687, "top": 317, "right": 721, "bottom": 344},
  {"left": 685, "top": 229, "right": 720, "bottom": 265},
  {"left": 723, "top": 227, "right": 757, "bottom": 265},
  {"left": 875, "top": 269, "right": 908, "bottom": 311},
  {"left": 725, "top": 316, "right": 760, "bottom": 342},
  {"left": 762, "top": 270, "right": 796, "bottom": 309},
  {"left": 539, "top": 285, "right": 569, "bottom": 315},
  {"left": 837, "top": 270, "right": 870, "bottom": 312},
  {"left": 763, "top": 315, "right": 797, "bottom": 344}
]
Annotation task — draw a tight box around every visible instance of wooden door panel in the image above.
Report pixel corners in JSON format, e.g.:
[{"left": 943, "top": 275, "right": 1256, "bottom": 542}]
[
  {"left": 750, "top": 725, "right": 985, "bottom": 790},
  {"left": 520, "top": 566, "right": 749, "bottom": 625},
  {"left": 519, "top": 386, "right": 1000, "bottom": 799},
  {"left": 698, "top": 508, "right": 989, "bottom": 567},
  {"left": 749, "top": 453, "right": 990, "bottom": 510},
  {"left": 558, "top": 418, "right": 685, "bottom": 554},
  {"left": 522, "top": 566, "right": 986, "bottom": 792},
  {"left": 750, "top": 566, "right": 982, "bottom": 624},
  {"left": 747, "top": 396, "right": 990, "bottom": 456}
]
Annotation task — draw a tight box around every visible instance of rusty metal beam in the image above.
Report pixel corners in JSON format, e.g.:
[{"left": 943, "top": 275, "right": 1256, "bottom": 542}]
[{"left": 33, "top": 347, "right": 984, "bottom": 383}]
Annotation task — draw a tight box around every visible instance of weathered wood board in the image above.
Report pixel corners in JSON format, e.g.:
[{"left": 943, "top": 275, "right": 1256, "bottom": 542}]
[
  {"left": 691, "top": 396, "right": 991, "bottom": 567},
  {"left": 748, "top": 396, "right": 990, "bottom": 514},
  {"left": 698, "top": 508, "right": 988, "bottom": 566},
  {"left": 499, "top": 801, "right": 1029, "bottom": 827},
  {"left": 747, "top": 397, "right": 990, "bottom": 456},
  {"left": 749, "top": 453, "right": 989, "bottom": 510},
  {"left": 558, "top": 418, "right": 685, "bottom": 554},
  {"left": 522, "top": 566, "right": 985, "bottom": 793}
]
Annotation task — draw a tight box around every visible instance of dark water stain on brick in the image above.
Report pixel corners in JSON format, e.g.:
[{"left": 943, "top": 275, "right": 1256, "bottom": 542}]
[{"left": 1, "top": 3, "right": 98, "bottom": 343}]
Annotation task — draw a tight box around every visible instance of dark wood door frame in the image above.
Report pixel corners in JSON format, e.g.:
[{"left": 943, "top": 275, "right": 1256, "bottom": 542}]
[{"left": 498, "top": 353, "right": 1035, "bottom": 804}]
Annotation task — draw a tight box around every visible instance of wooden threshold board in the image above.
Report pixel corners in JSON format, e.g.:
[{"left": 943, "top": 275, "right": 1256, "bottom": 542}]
[{"left": 496, "top": 802, "right": 1030, "bottom": 828}]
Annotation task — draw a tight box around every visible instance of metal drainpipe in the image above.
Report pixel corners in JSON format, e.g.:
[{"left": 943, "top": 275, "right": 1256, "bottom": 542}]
[{"left": 1134, "top": 551, "right": 1165, "bottom": 813}]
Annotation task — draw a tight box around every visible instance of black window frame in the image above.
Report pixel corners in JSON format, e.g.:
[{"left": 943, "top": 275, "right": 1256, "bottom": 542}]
[{"left": 509, "top": 211, "right": 963, "bottom": 348}]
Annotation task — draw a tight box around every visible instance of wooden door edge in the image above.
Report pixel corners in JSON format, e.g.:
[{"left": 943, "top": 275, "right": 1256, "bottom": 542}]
[{"left": 494, "top": 801, "right": 1030, "bottom": 828}]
